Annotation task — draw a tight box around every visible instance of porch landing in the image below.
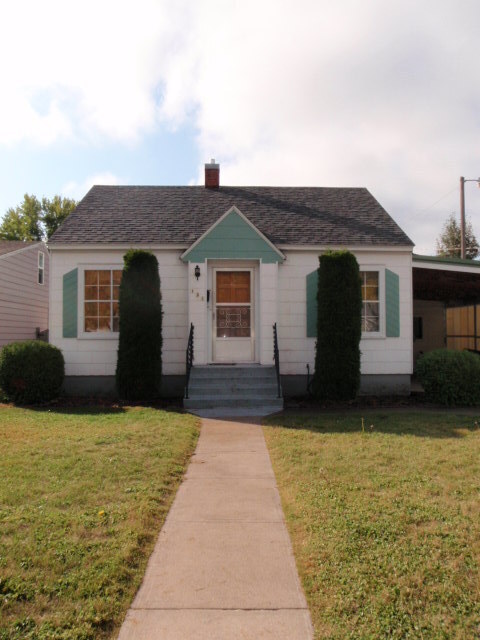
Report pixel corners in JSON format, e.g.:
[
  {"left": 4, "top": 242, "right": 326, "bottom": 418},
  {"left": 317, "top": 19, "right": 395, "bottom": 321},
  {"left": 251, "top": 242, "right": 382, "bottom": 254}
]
[{"left": 184, "top": 365, "right": 283, "bottom": 418}]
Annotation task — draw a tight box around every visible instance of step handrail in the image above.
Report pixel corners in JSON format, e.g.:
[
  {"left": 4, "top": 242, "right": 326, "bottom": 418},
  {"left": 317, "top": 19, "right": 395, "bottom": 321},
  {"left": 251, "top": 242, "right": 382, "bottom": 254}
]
[
  {"left": 185, "top": 323, "right": 194, "bottom": 399},
  {"left": 273, "top": 322, "right": 282, "bottom": 398}
]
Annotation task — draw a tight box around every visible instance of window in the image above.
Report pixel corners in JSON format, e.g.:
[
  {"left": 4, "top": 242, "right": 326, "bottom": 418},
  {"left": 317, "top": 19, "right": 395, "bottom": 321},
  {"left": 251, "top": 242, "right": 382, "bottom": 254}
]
[
  {"left": 84, "top": 269, "right": 122, "bottom": 333},
  {"left": 360, "top": 271, "right": 379, "bottom": 332},
  {"left": 38, "top": 252, "right": 45, "bottom": 285}
]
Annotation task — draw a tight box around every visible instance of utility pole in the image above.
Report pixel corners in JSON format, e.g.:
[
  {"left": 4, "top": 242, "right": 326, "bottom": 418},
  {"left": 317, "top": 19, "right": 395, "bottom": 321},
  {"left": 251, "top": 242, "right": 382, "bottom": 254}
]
[
  {"left": 459, "top": 176, "right": 480, "bottom": 259},
  {"left": 460, "top": 176, "right": 465, "bottom": 259}
]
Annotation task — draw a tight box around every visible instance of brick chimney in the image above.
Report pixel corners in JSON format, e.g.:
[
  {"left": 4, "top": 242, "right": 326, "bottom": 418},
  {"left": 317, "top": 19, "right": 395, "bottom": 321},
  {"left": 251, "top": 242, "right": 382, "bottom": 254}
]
[{"left": 205, "top": 159, "right": 220, "bottom": 188}]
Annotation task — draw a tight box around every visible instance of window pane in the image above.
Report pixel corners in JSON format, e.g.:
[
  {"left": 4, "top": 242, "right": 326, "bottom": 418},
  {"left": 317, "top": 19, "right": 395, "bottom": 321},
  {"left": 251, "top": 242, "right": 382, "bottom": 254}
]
[
  {"left": 113, "top": 270, "right": 122, "bottom": 285},
  {"left": 98, "top": 286, "right": 111, "bottom": 300},
  {"left": 112, "top": 285, "right": 120, "bottom": 300},
  {"left": 85, "top": 302, "right": 98, "bottom": 316},
  {"left": 216, "top": 271, "right": 250, "bottom": 303},
  {"left": 363, "top": 285, "right": 378, "bottom": 301},
  {"left": 85, "top": 285, "right": 98, "bottom": 300},
  {"left": 98, "top": 317, "right": 111, "bottom": 331},
  {"left": 112, "top": 301, "right": 119, "bottom": 316},
  {"left": 364, "top": 316, "right": 379, "bottom": 332},
  {"left": 99, "top": 302, "right": 111, "bottom": 317},
  {"left": 364, "top": 272, "right": 378, "bottom": 286},
  {"left": 113, "top": 317, "right": 120, "bottom": 332},
  {"left": 85, "top": 317, "right": 98, "bottom": 332},
  {"left": 99, "top": 271, "right": 111, "bottom": 285},
  {"left": 85, "top": 270, "right": 98, "bottom": 285},
  {"left": 217, "top": 306, "right": 250, "bottom": 337}
]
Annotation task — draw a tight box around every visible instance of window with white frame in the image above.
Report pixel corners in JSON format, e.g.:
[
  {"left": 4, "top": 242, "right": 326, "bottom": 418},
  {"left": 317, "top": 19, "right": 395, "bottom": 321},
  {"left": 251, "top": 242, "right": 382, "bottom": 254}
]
[
  {"left": 38, "top": 252, "right": 45, "bottom": 285},
  {"left": 360, "top": 271, "right": 379, "bottom": 332},
  {"left": 84, "top": 269, "right": 122, "bottom": 332}
]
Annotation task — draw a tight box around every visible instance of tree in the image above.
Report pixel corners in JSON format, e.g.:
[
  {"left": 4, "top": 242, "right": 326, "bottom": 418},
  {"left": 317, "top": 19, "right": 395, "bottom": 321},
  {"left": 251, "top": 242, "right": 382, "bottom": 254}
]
[
  {"left": 41, "top": 195, "right": 77, "bottom": 239},
  {"left": 0, "top": 194, "right": 77, "bottom": 241},
  {"left": 116, "top": 250, "right": 162, "bottom": 400},
  {"left": 0, "top": 194, "right": 42, "bottom": 241},
  {"left": 436, "top": 213, "right": 479, "bottom": 260},
  {"left": 312, "top": 251, "right": 362, "bottom": 401}
]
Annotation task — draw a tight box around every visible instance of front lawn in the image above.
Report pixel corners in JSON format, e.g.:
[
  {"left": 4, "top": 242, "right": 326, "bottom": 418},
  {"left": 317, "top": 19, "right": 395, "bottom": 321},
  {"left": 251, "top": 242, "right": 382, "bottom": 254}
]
[
  {"left": 264, "top": 411, "right": 480, "bottom": 639},
  {"left": 0, "top": 405, "right": 199, "bottom": 639}
]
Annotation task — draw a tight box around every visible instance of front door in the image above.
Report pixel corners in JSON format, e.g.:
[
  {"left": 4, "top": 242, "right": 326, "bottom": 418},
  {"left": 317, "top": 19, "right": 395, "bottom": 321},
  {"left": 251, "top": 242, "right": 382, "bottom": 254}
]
[{"left": 213, "top": 269, "right": 254, "bottom": 362}]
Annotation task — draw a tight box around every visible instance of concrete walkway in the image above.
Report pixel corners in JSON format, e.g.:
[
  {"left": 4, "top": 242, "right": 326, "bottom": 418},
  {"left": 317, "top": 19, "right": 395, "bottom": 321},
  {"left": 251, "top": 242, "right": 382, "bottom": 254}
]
[{"left": 117, "top": 417, "right": 313, "bottom": 639}]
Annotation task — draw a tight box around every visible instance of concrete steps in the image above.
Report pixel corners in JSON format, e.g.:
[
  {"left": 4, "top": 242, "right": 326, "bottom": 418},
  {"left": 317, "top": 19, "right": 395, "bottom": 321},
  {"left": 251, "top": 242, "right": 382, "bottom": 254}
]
[{"left": 184, "top": 365, "right": 283, "bottom": 417}]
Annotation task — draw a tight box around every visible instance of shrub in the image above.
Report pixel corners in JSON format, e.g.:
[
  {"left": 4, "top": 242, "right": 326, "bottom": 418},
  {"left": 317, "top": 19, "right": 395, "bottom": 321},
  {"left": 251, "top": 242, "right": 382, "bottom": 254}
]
[
  {"left": 0, "top": 340, "right": 64, "bottom": 404},
  {"left": 416, "top": 349, "right": 480, "bottom": 406},
  {"left": 312, "top": 251, "right": 362, "bottom": 401},
  {"left": 116, "top": 250, "right": 162, "bottom": 400}
]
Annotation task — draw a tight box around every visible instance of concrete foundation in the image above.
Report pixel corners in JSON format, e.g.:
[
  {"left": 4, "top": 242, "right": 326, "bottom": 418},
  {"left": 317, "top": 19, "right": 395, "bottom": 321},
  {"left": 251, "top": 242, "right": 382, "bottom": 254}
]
[
  {"left": 63, "top": 373, "right": 411, "bottom": 399},
  {"left": 63, "top": 375, "right": 186, "bottom": 398},
  {"left": 281, "top": 374, "right": 411, "bottom": 397}
]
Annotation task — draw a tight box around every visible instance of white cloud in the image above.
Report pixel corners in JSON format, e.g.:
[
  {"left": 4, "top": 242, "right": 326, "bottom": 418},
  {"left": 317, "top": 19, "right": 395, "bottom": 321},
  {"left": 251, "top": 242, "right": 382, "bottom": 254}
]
[
  {"left": 2, "top": 0, "right": 480, "bottom": 252},
  {"left": 156, "top": 0, "right": 480, "bottom": 252}
]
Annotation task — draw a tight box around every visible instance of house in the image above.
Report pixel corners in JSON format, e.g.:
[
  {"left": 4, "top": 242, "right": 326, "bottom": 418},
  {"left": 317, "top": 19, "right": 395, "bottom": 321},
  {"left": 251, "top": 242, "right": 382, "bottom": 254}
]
[
  {"left": 0, "top": 241, "right": 49, "bottom": 347},
  {"left": 48, "top": 160, "right": 416, "bottom": 402}
]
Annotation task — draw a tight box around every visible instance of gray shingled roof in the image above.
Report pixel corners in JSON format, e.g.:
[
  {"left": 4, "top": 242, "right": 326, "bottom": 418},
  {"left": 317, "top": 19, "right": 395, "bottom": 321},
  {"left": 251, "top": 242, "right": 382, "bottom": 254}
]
[
  {"left": 49, "top": 186, "right": 413, "bottom": 247},
  {"left": 0, "top": 241, "right": 39, "bottom": 257}
]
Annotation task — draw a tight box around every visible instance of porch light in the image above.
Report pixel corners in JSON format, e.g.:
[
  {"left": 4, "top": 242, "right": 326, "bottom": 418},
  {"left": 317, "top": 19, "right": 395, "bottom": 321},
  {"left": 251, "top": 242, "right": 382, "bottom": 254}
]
[{"left": 194, "top": 265, "right": 201, "bottom": 280}]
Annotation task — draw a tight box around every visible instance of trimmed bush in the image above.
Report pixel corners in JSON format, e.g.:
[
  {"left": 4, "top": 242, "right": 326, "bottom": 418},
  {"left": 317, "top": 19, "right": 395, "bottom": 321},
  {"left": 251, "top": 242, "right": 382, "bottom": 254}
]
[
  {"left": 0, "top": 340, "right": 64, "bottom": 404},
  {"left": 312, "top": 251, "right": 362, "bottom": 401},
  {"left": 416, "top": 349, "right": 480, "bottom": 406},
  {"left": 116, "top": 250, "right": 162, "bottom": 400}
]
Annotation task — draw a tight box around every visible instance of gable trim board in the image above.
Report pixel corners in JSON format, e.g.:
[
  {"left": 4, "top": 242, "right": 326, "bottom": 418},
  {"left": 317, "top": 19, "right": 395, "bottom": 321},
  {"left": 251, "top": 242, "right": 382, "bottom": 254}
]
[{"left": 181, "top": 207, "right": 285, "bottom": 264}]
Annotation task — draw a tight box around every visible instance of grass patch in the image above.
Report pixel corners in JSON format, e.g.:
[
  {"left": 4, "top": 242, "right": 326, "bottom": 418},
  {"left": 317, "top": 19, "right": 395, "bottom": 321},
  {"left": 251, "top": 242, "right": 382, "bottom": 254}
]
[
  {"left": 0, "top": 405, "right": 199, "bottom": 639},
  {"left": 264, "top": 411, "right": 480, "bottom": 639}
]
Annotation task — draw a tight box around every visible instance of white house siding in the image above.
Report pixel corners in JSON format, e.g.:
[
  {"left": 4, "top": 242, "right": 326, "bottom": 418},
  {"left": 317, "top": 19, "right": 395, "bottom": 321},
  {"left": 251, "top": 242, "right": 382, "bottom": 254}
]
[
  {"left": 0, "top": 243, "right": 49, "bottom": 347},
  {"left": 49, "top": 248, "right": 188, "bottom": 377},
  {"left": 259, "top": 262, "right": 278, "bottom": 365},
  {"left": 277, "top": 248, "right": 413, "bottom": 378}
]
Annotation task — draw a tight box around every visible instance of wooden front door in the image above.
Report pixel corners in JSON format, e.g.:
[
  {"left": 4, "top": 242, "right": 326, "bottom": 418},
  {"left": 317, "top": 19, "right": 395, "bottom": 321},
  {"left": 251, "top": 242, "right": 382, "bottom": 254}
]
[{"left": 213, "top": 269, "right": 254, "bottom": 362}]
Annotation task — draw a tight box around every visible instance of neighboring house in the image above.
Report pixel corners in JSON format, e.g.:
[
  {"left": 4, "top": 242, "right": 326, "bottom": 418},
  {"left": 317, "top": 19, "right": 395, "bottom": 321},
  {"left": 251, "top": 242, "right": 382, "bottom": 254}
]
[
  {"left": 48, "top": 161, "right": 416, "bottom": 398},
  {"left": 0, "top": 241, "right": 49, "bottom": 347}
]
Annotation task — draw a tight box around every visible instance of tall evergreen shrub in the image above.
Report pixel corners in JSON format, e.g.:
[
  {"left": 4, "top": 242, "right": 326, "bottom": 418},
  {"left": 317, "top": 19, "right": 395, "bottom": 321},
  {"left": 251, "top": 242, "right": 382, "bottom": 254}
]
[
  {"left": 116, "top": 250, "right": 162, "bottom": 400},
  {"left": 312, "top": 251, "right": 362, "bottom": 401}
]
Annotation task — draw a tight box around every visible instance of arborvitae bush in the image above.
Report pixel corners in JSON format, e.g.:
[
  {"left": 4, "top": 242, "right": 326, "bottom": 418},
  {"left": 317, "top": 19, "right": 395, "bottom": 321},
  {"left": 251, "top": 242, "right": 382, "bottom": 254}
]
[
  {"left": 116, "top": 250, "right": 162, "bottom": 400},
  {"left": 0, "top": 340, "right": 64, "bottom": 404},
  {"left": 312, "top": 251, "right": 362, "bottom": 401},
  {"left": 416, "top": 349, "right": 480, "bottom": 405}
]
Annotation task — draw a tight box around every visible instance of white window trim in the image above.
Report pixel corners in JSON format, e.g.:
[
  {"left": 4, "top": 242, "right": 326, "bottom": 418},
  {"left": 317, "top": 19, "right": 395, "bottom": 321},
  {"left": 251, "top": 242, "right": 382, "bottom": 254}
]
[
  {"left": 78, "top": 265, "right": 122, "bottom": 340},
  {"left": 359, "top": 266, "right": 385, "bottom": 339},
  {"left": 38, "top": 251, "right": 45, "bottom": 285}
]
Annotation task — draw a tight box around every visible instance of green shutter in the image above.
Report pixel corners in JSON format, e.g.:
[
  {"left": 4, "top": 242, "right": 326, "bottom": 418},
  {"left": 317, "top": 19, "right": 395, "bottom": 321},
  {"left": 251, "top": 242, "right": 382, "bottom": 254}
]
[
  {"left": 306, "top": 269, "right": 319, "bottom": 337},
  {"left": 63, "top": 268, "right": 78, "bottom": 338},
  {"left": 385, "top": 268, "right": 400, "bottom": 337}
]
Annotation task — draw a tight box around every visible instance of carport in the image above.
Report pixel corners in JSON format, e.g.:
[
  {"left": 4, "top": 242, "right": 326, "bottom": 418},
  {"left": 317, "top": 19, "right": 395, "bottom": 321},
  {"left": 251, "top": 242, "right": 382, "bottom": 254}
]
[{"left": 412, "top": 254, "right": 480, "bottom": 366}]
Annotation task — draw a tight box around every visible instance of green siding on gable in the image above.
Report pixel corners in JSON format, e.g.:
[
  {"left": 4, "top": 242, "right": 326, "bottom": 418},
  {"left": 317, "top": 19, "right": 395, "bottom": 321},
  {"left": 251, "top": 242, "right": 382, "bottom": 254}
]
[
  {"left": 306, "top": 269, "right": 319, "bottom": 338},
  {"left": 63, "top": 268, "right": 78, "bottom": 338},
  {"left": 182, "top": 210, "right": 283, "bottom": 263},
  {"left": 385, "top": 268, "right": 400, "bottom": 337}
]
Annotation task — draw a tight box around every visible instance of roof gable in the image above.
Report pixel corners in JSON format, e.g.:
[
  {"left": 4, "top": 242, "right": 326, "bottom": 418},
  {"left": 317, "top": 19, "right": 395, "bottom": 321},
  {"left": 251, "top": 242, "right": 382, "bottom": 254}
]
[{"left": 181, "top": 207, "right": 285, "bottom": 263}]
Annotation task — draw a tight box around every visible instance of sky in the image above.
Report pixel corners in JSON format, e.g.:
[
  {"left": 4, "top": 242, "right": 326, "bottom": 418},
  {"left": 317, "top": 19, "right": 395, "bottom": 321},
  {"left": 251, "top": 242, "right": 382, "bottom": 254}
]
[{"left": 1, "top": 0, "right": 480, "bottom": 255}]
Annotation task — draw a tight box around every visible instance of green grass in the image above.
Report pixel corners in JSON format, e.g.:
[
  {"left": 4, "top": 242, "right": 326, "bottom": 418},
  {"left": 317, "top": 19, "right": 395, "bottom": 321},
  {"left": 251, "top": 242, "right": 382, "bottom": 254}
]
[
  {"left": 0, "top": 405, "right": 199, "bottom": 639},
  {"left": 264, "top": 411, "right": 480, "bottom": 639}
]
